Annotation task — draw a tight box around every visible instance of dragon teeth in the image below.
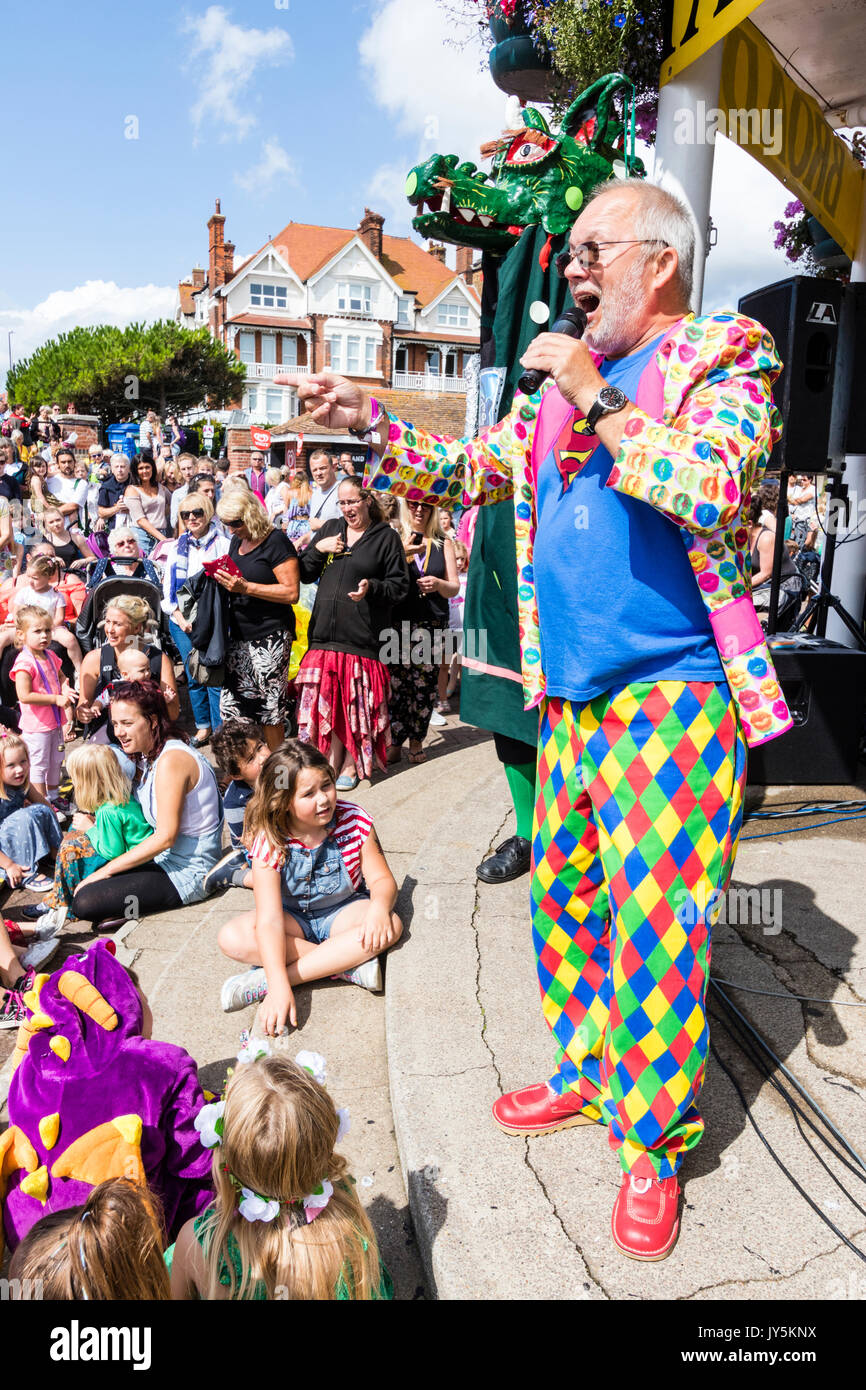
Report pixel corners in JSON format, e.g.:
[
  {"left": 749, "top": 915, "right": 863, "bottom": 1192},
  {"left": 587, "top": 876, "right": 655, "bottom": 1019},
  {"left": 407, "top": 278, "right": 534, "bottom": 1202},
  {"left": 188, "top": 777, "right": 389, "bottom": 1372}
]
[
  {"left": 478, "top": 215, "right": 493, "bottom": 227},
  {"left": 458, "top": 206, "right": 476, "bottom": 222},
  {"left": 441, "top": 187, "right": 451, "bottom": 213}
]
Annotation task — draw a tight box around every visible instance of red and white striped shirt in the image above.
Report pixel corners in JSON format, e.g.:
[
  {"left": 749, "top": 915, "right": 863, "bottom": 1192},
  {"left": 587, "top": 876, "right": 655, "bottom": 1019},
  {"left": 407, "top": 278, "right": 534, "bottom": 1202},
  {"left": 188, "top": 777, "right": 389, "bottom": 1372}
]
[{"left": 250, "top": 801, "right": 374, "bottom": 890}]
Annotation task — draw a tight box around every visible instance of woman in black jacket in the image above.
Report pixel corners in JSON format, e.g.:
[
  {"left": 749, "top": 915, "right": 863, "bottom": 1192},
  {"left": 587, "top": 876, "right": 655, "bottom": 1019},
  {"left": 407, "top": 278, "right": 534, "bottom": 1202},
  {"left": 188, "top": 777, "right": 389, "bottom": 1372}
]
[{"left": 296, "top": 477, "right": 409, "bottom": 788}]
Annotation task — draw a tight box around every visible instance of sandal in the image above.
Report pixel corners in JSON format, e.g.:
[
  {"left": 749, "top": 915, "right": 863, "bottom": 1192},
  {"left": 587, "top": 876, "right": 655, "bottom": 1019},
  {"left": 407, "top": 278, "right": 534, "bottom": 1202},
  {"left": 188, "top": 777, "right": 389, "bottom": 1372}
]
[
  {"left": 22, "top": 873, "right": 54, "bottom": 894},
  {"left": 407, "top": 748, "right": 427, "bottom": 765}
]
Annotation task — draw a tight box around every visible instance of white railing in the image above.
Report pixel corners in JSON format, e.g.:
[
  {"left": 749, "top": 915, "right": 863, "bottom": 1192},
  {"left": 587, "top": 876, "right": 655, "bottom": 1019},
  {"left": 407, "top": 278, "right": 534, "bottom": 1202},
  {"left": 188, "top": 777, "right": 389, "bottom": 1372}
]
[
  {"left": 244, "top": 362, "right": 305, "bottom": 380},
  {"left": 392, "top": 372, "right": 467, "bottom": 393}
]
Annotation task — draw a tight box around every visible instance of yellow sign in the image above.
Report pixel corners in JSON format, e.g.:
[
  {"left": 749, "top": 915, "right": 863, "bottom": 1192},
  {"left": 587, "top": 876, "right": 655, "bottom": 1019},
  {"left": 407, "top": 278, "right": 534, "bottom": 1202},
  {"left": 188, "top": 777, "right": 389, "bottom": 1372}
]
[
  {"left": 660, "top": 0, "right": 766, "bottom": 86},
  {"left": 720, "top": 22, "right": 865, "bottom": 258}
]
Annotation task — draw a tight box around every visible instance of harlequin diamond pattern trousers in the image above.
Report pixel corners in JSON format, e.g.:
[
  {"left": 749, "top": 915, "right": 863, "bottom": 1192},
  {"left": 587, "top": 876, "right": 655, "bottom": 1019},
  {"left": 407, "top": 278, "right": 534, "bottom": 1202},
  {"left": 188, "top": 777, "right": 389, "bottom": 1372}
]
[{"left": 531, "top": 681, "right": 748, "bottom": 1181}]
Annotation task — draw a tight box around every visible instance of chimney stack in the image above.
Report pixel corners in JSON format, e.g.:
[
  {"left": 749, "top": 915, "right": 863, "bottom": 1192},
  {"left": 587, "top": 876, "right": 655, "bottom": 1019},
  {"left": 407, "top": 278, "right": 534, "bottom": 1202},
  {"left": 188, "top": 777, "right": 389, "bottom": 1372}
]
[
  {"left": 456, "top": 246, "right": 474, "bottom": 282},
  {"left": 427, "top": 242, "right": 446, "bottom": 264},
  {"left": 191, "top": 266, "right": 205, "bottom": 288},
  {"left": 358, "top": 208, "right": 384, "bottom": 260},
  {"left": 223, "top": 241, "right": 235, "bottom": 280},
  {"left": 207, "top": 198, "right": 226, "bottom": 290}
]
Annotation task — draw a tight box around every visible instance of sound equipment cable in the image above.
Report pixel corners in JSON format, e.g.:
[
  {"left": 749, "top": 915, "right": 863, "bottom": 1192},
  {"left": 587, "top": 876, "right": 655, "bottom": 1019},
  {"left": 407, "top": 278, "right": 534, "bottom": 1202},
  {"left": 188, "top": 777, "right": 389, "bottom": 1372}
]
[
  {"left": 708, "top": 987, "right": 866, "bottom": 1261},
  {"left": 744, "top": 799, "right": 866, "bottom": 821},
  {"left": 711, "top": 976, "right": 866, "bottom": 1007},
  {"left": 740, "top": 812, "right": 866, "bottom": 840}
]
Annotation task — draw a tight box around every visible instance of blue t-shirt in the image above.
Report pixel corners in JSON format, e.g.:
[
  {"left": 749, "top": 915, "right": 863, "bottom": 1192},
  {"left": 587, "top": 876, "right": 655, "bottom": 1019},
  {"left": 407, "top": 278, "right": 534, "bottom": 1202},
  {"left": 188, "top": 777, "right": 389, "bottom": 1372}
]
[{"left": 533, "top": 333, "right": 725, "bottom": 702}]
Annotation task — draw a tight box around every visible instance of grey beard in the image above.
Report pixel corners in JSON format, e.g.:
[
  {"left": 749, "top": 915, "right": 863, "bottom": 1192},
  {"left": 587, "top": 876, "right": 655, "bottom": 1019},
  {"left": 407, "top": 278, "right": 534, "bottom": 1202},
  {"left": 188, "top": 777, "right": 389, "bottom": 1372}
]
[{"left": 582, "top": 260, "right": 648, "bottom": 357}]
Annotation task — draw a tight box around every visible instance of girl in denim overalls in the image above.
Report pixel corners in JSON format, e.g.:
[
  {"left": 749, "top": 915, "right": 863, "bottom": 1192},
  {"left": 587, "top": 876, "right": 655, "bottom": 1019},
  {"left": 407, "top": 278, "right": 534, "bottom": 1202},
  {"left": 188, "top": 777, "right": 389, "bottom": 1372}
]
[{"left": 218, "top": 742, "right": 403, "bottom": 1036}]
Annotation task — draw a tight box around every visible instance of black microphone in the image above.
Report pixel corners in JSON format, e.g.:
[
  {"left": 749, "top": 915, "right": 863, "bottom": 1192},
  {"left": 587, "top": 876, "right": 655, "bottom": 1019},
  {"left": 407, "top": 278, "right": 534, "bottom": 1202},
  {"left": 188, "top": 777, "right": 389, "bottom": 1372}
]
[{"left": 517, "top": 305, "right": 587, "bottom": 397}]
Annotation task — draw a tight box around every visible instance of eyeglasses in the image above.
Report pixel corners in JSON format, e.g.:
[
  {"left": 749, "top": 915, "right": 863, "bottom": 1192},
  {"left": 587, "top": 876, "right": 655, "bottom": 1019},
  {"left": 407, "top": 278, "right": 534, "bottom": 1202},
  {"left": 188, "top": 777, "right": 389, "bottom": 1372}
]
[
  {"left": 224, "top": 518, "right": 245, "bottom": 529},
  {"left": 115, "top": 539, "right": 137, "bottom": 547},
  {"left": 338, "top": 499, "right": 363, "bottom": 509},
  {"left": 554, "top": 239, "right": 667, "bottom": 278},
  {"left": 180, "top": 508, "right": 205, "bottom": 521}
]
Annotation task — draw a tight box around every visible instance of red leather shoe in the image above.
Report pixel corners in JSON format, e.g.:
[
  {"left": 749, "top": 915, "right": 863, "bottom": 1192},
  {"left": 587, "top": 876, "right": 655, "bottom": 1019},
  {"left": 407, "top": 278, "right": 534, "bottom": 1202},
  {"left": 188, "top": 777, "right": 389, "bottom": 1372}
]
[
  {"left": 611, "top": 1172, "right": 681, "bottom": 1261},
  {"left": 492, "top": 1082, "right": 596, "bottom": 1137}
]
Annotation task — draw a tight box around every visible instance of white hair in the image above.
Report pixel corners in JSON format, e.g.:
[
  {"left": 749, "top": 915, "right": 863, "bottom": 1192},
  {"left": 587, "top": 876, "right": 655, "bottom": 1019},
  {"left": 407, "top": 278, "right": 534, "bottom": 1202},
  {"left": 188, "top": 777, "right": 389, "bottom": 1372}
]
[
  {"left": 108, "top": 527, "right": 138, "bottom": 555},
  {"left": 585, "top": 177, "right": 695, "bottom": 306}
]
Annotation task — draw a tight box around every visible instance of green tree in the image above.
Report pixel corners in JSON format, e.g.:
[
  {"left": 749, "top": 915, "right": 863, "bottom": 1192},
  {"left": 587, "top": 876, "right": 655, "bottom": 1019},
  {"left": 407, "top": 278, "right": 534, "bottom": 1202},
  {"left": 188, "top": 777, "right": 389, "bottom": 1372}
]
[{"left": 7, "top": 321, "right": 246, "bottom": 426}]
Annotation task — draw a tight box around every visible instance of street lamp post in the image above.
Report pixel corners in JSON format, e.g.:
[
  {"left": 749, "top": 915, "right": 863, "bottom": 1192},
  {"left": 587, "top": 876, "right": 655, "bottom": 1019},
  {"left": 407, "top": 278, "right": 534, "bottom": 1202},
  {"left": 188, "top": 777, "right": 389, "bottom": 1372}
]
[{"left": 7, "top": 331, "right": 12, "bottom": 375}]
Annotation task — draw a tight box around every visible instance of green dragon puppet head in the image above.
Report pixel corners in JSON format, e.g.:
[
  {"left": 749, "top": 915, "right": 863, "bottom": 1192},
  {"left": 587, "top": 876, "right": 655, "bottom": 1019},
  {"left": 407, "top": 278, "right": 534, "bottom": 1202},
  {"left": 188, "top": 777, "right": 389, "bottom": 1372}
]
[{"left": 406, "top": 74, "right": 645, "bottom": 254}]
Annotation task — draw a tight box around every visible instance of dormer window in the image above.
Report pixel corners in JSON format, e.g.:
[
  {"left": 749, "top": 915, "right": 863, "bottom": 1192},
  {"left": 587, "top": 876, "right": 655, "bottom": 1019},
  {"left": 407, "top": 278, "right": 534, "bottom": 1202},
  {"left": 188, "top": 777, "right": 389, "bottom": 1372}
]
[
  {"left": 338, "top": 282, "right": 372, "bottom": 314},
  {"left": 437, "top": 301, "right": 469, "bottom": 329},
  {"left": 397, "top": 296, "right": 412, "bottom": 325},
  {"left": 250, "top": 282, "right": 287, "bottom": 310}
]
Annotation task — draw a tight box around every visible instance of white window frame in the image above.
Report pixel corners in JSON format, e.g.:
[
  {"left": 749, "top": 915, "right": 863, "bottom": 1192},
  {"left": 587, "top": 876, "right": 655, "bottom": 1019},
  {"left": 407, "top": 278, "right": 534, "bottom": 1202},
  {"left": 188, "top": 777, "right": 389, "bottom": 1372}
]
[
  {"left": 246, "top": 387, "right": 259, "bottom": 414},
  {"left": 397, "top": 296, "right": 411, "bottom": 325},
  {"left": 250, "top": 281, "right": 288, "bottom": 310},
  {"left": 346, "top": 334, "right": 361, "bottom": 374},
  {"left": 364, "top": 337, "right": 377, "bottom": 376},
  {"left": 265, "top": 388, "right": 283, "bottom": 422},
  {"left": 436, "top": 301, "right": 469, "bottom": 328},
  {"left": 338, "top": 281, "right": 372, "bottom": 314},
  {"left": 325, "top": 336, "right": 342, "bottom": 372}
]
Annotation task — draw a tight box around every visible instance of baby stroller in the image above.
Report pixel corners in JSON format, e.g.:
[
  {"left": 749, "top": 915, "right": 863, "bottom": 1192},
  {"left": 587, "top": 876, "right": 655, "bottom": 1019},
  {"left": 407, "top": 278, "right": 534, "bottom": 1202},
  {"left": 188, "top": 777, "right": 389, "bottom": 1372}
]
[{"left": 75, "top": 575, "right": 178, "bottom": 662}]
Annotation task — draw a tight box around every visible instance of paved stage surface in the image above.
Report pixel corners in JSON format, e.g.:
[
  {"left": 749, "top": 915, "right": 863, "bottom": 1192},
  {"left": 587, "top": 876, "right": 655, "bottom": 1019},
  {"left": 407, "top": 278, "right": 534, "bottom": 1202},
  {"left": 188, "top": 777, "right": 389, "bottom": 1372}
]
[{"left": 1, "top": 714, "right": 864, "bottom": 1300}]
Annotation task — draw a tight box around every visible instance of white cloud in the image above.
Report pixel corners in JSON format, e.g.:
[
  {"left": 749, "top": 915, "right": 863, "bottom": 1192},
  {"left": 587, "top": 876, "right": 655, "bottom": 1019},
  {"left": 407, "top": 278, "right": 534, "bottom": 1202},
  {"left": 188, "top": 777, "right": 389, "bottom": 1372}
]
[
  {"left": 184, "top": 5, "right": 293, "bottom": 142},
  {"left": 235, "top": 138, "right": 297, "bottom": 195},
  {"left": 359, "top": 0, "right": 515, "bottom": 236},
  {"left": 1, "top": 281, "right": 176, "bottom": 379},
  {"left": 703, "top": 136, "right": 799, "bottom": 311}
]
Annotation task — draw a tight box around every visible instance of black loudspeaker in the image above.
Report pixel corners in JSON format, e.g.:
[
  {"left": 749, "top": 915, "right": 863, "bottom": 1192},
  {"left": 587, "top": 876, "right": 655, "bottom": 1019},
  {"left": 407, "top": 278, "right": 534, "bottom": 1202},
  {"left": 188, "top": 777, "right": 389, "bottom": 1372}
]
[
  {"left": 747, "top": 636, "right": 866, "bottom": 786},
  {"left": 738, "top": 277, "right": 845, "bottom": 474}
]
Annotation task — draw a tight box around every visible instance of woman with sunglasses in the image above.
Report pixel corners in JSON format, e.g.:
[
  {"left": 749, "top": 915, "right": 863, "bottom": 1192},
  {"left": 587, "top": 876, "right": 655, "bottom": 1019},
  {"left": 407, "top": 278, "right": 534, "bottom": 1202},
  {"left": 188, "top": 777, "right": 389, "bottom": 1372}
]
[
  {"left": 162, "top": 491, "right": 230, "bottom": 746},
  {"left": 214, "top": 489, "right": 299, "bottom": 751}
]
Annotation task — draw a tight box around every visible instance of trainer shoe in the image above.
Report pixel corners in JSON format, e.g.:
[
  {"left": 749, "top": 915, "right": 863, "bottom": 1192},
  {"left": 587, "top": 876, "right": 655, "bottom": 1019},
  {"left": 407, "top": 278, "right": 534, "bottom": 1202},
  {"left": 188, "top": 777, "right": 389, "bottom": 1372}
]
[
  {"left": 0, "top": 967, "right": 34, "bottom": 1030},
  {"left": 20, "top": 936, "right": 61, "bottom": 971},
  {"left": 336, "top": 957, "right": 383, "bottom": 992},
  {"left": 428, "top": 709, "right": 447, "bottom": 727},
  {"left": 220, "top": 967, "right": 269, "bottom": 1013},
  {"left": 204, "top": 849, "right": 249, "bottom": 896},
  {"left": 28, "top": 906, "right": 68, "bottom": 939},
  {"left": 611, "top": 1172, "right": 681, "bottom": 1261},
  {"left": 492, "top": 1081, "right": 598, "bottom": 1137}
]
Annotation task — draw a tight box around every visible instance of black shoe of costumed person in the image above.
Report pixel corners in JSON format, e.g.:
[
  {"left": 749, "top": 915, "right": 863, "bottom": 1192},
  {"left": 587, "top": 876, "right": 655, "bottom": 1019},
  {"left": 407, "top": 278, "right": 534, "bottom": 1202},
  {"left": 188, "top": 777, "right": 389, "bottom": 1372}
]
[{"left": 476, "top": 835, "right": 531, "bottom": 884}]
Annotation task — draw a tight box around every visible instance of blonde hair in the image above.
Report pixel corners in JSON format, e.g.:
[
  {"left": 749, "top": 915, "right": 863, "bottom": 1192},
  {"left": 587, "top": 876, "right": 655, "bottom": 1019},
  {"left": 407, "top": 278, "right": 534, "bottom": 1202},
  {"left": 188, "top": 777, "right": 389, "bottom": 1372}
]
[
  {"left": 288, "top": 472, "right": 311, "bottom": 505},
  {"left": 398, "top": 497, "right": 444, "bottom": 548},
  {"left": 65, "top": 744, "right": 133, "bottom": 814},
  {"left": 103, "top": 594, "right": 154, "bottom": 632},
  {"left": 265, "top": 467, "right": 282, "bottom": 488},
  {"left": 10, "top": 1179, "right": 169, "bottom": 1300},
  {"left": 217, "top": 488, "right": 272, "bottom": 542},
  {"left": 0, "top": 734, "right": 30, "bottom": 800},
  {"left": 14, "top": 604, "right": 52, "bottom": 634},
  {"left": 178, "top": 490, "right": 214, "bottom": 525},
  {"left": 199, "top": 1055, "right": 382, "bottom": 1300}
]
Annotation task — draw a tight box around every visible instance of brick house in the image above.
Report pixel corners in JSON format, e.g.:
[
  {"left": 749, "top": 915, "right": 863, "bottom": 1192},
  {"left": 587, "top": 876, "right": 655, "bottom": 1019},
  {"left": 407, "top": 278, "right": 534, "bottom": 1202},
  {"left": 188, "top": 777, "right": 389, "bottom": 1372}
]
[{"left": 175, "top": 202, "right": 481, "bottom": 465}]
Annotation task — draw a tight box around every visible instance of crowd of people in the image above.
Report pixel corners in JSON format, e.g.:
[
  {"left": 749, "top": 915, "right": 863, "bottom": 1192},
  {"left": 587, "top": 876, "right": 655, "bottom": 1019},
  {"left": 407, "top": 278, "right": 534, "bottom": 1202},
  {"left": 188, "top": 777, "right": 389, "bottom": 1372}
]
[{"left": 0, "top": 407, "right": 464, "bottom": 1299}]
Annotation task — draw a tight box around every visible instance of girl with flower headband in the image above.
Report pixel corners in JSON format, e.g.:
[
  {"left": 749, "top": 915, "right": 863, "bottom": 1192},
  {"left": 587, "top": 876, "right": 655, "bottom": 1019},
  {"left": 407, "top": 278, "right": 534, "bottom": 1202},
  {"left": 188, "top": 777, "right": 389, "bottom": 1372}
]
[{"left": 172, "top": 1052, "right": 392, "bottom": 1300}]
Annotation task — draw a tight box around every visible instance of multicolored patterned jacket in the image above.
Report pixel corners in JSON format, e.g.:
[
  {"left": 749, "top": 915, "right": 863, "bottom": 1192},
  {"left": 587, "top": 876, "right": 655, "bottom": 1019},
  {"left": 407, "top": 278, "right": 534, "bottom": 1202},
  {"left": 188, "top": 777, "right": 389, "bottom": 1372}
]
[{"left": 366, "top": 311, "right": 792, "bottom": 747}]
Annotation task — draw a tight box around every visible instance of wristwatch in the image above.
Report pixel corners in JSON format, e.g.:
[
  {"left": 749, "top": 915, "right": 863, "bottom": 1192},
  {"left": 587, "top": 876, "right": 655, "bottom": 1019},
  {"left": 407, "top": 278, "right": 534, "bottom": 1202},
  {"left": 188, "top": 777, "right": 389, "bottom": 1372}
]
[
  {"left": 349, "top": 396, "right": 385, "bottom": 441},
  {"left": 585, "top": 386, "right": 628, "bottom": 432}
]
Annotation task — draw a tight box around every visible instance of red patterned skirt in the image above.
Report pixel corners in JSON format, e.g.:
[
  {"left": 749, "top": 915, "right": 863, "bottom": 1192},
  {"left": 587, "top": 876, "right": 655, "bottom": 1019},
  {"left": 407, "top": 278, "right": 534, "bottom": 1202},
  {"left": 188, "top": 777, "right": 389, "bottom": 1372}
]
[{"left": 294, "top": 648, "right": 391, "bottom": 779}]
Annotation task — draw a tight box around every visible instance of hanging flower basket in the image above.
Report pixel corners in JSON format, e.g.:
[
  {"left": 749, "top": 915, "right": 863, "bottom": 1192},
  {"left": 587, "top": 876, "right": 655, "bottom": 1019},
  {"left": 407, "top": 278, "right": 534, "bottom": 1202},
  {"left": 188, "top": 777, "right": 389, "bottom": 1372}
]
[
  {"left": 805, "top": 215, "right": 850, "bottom": 272},
  {"left": 486, "top": 1, "right": 556, "bottom": 102}
]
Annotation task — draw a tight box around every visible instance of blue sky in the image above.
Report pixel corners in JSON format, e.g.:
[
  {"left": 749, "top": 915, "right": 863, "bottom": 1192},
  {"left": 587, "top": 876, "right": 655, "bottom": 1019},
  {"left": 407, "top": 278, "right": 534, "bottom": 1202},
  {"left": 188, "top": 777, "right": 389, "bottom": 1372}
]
[{"left": 1, "top": 0, "right": 797, "bottom": 383}]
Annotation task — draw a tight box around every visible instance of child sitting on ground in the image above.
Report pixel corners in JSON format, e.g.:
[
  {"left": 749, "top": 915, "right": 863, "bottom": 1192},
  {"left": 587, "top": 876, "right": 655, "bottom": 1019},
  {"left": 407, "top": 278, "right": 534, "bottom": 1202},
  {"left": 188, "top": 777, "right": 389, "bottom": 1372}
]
[
  {"left": 28, "top": 743, "right": 151, "bottom": 936},
  {"left": 0, "top": 732, "right": 61, "bottom": 898},
  {"left": 218, "top": 741, "right": 402, "bottom": 1030},
  {"left": 0, "top": 940, "right": 213, "bottom": 1253},
  {"left": 170, "top": 1051, "right": 392, "bottom": 1300},
  {"left": 12, "top": 605, "right": 77, "bottom": 801},
  {"left": 204, "top": 719, "right": 270, "bottom": 894},
  {"left": 8, "top": 1177, "right": 170, "bottom": 1300}
]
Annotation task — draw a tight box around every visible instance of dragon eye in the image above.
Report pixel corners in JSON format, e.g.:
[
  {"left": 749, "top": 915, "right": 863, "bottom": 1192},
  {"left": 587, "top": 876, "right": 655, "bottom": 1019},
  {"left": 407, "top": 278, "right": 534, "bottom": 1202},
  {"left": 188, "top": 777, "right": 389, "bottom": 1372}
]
[{"left": 504, "top": 134, "right": 555, "bottom": 165}]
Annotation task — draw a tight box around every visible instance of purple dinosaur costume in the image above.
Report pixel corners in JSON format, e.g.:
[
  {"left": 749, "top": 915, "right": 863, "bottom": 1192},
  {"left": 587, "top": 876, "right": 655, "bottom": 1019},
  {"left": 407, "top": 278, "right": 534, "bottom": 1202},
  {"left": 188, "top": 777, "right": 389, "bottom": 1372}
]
[{"left": 0, "top": 940, "right": 212, "bottom": 1254}]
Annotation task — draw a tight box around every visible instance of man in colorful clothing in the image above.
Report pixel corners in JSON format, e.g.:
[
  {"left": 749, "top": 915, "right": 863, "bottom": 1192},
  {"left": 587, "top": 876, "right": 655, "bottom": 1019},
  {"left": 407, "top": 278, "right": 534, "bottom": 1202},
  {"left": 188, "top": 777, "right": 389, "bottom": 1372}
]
[{"left": 295, "top": 178, "right": 784, "bottom": 1261}]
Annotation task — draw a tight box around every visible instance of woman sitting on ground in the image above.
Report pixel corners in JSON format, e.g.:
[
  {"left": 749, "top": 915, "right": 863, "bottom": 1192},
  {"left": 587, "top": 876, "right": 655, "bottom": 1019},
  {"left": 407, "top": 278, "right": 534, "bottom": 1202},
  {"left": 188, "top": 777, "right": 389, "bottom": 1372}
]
[{"left": 70, "top": 680, "right": 224, "bottom": 930}]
